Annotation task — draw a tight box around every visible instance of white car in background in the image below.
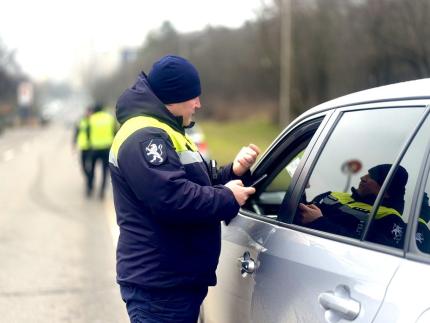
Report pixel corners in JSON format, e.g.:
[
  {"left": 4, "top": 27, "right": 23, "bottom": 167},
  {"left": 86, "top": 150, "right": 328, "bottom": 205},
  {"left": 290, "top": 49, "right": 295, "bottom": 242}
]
[{"left": 186, "top": 124, "right": 210, "bottom": 160}]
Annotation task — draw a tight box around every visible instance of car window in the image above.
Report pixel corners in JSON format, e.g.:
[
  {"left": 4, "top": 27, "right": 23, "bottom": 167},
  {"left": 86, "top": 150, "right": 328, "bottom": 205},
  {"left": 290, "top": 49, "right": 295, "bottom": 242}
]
[
  {"left": 265, "top": 150, "right": 305, "bottom": 193},
  {"left": 250, "top": 147, "right": 310, "bottom": 217},
  {"left": 247, "top": 118, "right": 323, "bottom": 217},
  {"left": 417, "top": 189, "right": 430, "bottom": 254},
  {"left": 368, "top": 111, "right": 430, "bottom": 249},
  {"left": 293, "top": 107, "right": 425, "bottom": 249}
]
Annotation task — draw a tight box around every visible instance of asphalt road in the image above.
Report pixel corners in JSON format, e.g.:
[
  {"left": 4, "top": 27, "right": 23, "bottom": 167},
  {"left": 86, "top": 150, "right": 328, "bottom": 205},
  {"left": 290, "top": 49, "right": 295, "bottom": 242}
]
[{"left": 0, "top": 124, "right": 128, "bottom": 323}]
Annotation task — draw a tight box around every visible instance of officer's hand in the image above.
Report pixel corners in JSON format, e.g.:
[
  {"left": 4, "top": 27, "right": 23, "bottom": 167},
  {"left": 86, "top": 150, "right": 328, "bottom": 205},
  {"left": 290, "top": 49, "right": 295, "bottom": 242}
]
[
  {"left": 225, "top": 180, "right": 256, "bottom": 206},
  {"left": 299, "top": 203, "right": 323, "bottom": 224},
  {"left": 232, "top": 144, "right": 261, "bottom": 177}
]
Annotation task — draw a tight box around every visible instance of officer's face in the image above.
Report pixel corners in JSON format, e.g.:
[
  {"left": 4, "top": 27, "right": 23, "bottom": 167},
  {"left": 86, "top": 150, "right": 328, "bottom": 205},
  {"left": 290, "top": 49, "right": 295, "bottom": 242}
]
[
  {"left": 356, "top": 173, "right": 381, "bottom": 197},
  {"left": 166, "top": 97, "right": 201, "bottom": 126}
]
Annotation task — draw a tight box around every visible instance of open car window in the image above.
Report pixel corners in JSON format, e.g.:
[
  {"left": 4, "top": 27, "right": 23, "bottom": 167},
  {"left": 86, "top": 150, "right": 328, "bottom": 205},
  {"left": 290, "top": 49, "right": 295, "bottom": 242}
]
[{"left": 244, "top": 117, "right": 324, "bottom": 218}]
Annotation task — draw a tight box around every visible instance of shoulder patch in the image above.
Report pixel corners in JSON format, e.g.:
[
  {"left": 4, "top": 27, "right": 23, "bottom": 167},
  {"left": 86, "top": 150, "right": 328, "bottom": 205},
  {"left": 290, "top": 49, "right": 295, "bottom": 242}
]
[
  {"left": 391, "top": 222, "right": 404, "bottom": 243},
  {"left": 143, "top": 138, "right": 167, "bottom": 165}
]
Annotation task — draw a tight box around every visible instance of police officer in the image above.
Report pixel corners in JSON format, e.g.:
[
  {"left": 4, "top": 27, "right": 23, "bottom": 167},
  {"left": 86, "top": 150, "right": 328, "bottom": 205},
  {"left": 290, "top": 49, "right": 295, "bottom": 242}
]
[
  {"left": 299, "top": 164, "right": 408, "bottom": 248},
  {"left": 73, "top": 106, "right": 92, "bottom": 196},
  {"left": 87, "top": 103, "right": 116, "bottom": 199},
  {"left": 109, "top": 55, "right": 259, "bottom": 322}
]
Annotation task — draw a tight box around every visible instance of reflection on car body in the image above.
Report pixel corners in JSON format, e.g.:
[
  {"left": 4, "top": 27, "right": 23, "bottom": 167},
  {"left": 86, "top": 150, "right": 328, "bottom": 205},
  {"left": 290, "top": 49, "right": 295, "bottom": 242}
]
[{"left": 201, "top": 79, "right": 430, "bottom": 323}]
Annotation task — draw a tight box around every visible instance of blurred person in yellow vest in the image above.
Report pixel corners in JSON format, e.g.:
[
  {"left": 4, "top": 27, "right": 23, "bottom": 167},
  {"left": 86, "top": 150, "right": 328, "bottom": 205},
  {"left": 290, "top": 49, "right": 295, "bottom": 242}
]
[
  {"left": 73, "top": 106, "right": 93, "bottom": 196},
  {"left": 88, "top": 103, "right": 116, "bottom": 199}
]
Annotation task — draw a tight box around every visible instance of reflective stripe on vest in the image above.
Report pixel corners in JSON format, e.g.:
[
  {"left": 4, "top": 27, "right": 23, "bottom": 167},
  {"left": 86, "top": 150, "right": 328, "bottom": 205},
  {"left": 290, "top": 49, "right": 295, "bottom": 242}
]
[
  {"left": 327, "top": 191, "right": 402, "bottom": 220},
  {"left": 77, "top": 118, "right": 90, "bottom": 150},
  {"left": 89, "top": 111, "right": 115, "bottom": 150},
  {"left": 419, "top": 217, "right": 427, "bottom": 225},
  {"left": 110, "top": 116, "right": 200, "bottom": 168}
]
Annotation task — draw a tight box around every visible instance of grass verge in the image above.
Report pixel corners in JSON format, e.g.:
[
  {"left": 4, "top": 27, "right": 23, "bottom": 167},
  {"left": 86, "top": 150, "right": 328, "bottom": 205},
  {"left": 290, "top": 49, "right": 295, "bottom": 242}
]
[{"left": 199, "top": 118, "right": 280, "bottom": 165}]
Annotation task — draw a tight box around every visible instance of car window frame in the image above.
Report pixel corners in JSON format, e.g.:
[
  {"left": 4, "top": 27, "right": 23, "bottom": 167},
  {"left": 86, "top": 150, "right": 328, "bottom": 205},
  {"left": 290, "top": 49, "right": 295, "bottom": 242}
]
[
  {"left": 252, "top": 117, "right": 325, "bottom": 197},
  {"left": 361, "top": 105, "right": 430, "bottom": 244},
  {"left": 404, "top": 108, "right": 430, "bottom": 263},
  {"left": 248, "top": 143, "right": 309, "bottom": 218},
  {"left": 284, "top": 101, "right": 430, "bottom": 257},
  {"left": 239, "top": 110, "right": 335, "bottom": 223}
]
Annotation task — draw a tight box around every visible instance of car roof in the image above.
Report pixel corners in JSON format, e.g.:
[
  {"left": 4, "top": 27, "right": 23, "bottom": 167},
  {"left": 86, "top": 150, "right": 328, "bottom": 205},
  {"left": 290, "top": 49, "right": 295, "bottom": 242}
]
[
  {"left": 299, "top": 78, "right": 430, "bottom": 121},
  {"left": 266, "top": 78, "right": 430, "bottom": 155}
]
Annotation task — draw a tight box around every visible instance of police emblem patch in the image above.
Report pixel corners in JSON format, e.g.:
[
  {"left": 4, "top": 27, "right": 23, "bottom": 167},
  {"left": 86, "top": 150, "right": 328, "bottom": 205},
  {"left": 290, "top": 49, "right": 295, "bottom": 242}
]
[
  {"left": 391, "top": 223, "right": 403, "bottom": 242},
  {"left": 143, "top": 139, "right": 166, "bottom": 165},
  {"left": 416, "top": 232, "right": 424, "bottom": 244}
]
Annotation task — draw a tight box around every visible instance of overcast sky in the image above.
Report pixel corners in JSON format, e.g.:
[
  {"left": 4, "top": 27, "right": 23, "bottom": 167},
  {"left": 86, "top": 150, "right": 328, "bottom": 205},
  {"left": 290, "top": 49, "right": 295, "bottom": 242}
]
[{"left": 0, "top": 0, "right": 266, "bottom": 84}]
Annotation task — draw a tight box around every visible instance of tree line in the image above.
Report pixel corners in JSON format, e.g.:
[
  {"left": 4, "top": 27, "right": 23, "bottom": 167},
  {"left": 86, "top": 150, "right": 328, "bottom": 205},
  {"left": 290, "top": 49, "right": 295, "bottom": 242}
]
[
  {"left": 89, "top": 0, "right": 430, "bottom": 124},
  {"left": 0, "top": 40, "right": 20, "bottom": 128}
]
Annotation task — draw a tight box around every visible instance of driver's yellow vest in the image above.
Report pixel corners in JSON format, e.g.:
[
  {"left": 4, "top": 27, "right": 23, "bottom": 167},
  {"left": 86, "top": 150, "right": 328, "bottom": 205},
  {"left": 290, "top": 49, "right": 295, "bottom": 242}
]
[
  {"left": 76, "top": 118, "right": 90, "bottom": 150},
  {"left": 328, "top": 192, "right": 402, "bottom": 220}
]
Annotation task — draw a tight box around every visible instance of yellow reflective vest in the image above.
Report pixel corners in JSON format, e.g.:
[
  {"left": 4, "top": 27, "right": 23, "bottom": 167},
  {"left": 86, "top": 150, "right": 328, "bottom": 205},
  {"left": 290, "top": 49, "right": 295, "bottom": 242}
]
[
  {"left": 76, "top": 117, "right": 90, "bottom": 150},
  {"left": 88, "top": 111, "right": 116, "bottom": 150},
  {"left": 110, "top": 116, "right": 199, "bottom": 170}
]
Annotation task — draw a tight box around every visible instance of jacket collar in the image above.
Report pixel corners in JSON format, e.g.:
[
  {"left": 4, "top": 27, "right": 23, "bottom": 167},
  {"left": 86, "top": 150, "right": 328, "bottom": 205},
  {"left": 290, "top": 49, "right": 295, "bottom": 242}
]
[{"left": 116, "top": 72, "right": 188, "bottom": 134}]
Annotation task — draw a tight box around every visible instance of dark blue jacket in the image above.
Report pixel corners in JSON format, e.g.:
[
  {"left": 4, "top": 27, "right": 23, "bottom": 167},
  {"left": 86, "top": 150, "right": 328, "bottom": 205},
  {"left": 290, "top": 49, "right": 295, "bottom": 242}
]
[{"left": 110, "top": 72, "right": 245, "bottom": 289}]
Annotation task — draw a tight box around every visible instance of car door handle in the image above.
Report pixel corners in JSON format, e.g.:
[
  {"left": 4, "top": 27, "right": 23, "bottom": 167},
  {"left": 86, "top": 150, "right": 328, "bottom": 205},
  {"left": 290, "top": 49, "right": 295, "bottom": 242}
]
[
  {"left": 318, "top": 286, "right": 360, "bottom": 321},
  {"left": 237, "top": 251, "right": 255, "bottom": 277}
]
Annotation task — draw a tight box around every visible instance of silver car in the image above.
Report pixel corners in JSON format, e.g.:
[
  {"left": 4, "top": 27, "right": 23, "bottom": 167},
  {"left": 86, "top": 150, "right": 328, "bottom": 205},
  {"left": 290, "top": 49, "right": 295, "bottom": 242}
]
[{"left": 201, "top": 79, "right": 430, "bottom": 323}]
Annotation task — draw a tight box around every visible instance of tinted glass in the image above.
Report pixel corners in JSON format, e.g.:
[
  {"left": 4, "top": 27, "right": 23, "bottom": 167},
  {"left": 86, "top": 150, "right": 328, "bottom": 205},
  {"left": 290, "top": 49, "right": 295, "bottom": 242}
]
[
  {"left": 295, "top": 107, "right": 424, "bottom": 248},
  {"left": 367, "top": 112, "right": 430, "bottom": 249},
  {"left": 417, "top": 189, "right": 430, "bottom": 253},
  {"left": 265, "top": 150, "right": 304, "bottom": 193},
  {"left": 251, "top": 148, "right": 307, "bottom": 217},
  {"left": 411, "top": 116, "right": 430, "bottom": 253}
]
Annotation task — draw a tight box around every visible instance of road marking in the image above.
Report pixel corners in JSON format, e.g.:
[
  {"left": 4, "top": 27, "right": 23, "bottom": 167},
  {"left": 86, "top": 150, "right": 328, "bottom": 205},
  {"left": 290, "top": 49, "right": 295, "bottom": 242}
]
[{"left": 3, "top": 149, "right": 15, "bottom": 162}]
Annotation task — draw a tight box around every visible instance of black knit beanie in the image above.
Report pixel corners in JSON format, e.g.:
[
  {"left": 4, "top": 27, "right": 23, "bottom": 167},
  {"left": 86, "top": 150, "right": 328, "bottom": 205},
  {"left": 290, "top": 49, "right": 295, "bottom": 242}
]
[
  {"left": 368, "top": 164, "right": 408, "bottom": 198},
  {"left": 148, "top": 55, "right": 201, "bottom": 104}
]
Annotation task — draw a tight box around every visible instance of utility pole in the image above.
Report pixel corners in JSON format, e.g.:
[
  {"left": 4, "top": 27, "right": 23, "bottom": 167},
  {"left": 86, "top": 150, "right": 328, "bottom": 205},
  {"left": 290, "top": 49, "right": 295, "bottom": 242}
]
[{"left": 279, "top": 0, "right": 292, "bottom": 128}]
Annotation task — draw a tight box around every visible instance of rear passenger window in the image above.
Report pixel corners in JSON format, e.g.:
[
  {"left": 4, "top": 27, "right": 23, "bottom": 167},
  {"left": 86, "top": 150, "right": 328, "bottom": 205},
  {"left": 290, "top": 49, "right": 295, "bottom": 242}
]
[
  {"left": 294, "top": 107, "right": 425, "bottom": 249},
  {"left": 417, "top": 189, "right": 430, "bottom": 254},
  {"left": 371, "top": 112, "right": 430, "bottom": 249}
]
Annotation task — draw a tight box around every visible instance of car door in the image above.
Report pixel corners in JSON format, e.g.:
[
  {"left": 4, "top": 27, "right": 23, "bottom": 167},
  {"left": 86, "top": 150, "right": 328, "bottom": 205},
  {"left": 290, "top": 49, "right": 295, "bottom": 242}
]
[
  {"left": 248, "top": 103, "right": 428, "bottom": 323},
  {"left": 372, "top": 106, "right": 430, "bottom": 322},
  {"left": 201, "top": 112, "right": 331, "bottom": 323},
  {"left": 204, "top": 102, "right": 429, "bottom": 323}
]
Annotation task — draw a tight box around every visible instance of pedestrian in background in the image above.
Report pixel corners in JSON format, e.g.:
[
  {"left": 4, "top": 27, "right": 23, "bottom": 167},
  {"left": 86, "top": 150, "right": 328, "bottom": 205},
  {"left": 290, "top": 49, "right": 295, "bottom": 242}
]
[
  {"left": 109, "top": 55, "right": 260, "bottom": 322},
  {"left": 73, "top": 106, "right": 93, "bottom": 196},
  {"left": 87, "top": 103, "right": 116, "bottom": 199}
]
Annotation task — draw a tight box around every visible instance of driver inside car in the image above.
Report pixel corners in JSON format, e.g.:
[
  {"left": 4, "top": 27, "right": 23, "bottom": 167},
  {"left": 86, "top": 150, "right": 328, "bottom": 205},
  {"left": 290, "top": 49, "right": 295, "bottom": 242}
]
[{"left": 298, "top": 164, "right": 408, "bottom": 249}]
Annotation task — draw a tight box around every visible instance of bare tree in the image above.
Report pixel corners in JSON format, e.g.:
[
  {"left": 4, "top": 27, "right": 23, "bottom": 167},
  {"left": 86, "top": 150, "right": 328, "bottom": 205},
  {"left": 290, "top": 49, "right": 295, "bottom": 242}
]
[{"left": 88, "top": 0, "right": 430, "bottom": 122}]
